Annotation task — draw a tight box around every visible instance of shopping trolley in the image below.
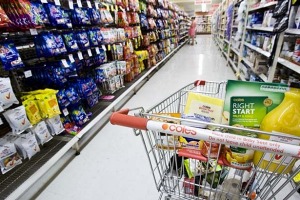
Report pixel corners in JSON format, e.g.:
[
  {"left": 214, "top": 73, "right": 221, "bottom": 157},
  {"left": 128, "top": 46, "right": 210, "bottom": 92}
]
[{"left": 110, "top": 80, "right": 300, "bottom": 200}]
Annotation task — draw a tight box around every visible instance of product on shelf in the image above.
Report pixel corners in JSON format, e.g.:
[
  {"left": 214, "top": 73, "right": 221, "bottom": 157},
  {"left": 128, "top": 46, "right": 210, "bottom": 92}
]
[
  {"left": 13, "top": 131, "right": 40, "bottom": 159},
  {"left": 31, "top": 121, "right": 53, "bottom": 145},
  {"left": 46, "top": 114, "right": 64, "bottom": 135},
  {"left": 0, "top": 139, "right": 22, "bottom": 174},
  {"left": 0, "top": 41, "right": 24, "bottom": 70},
  {"left": 0, "top": 77, "right": 19, "bottom": 110},
  {"left": 3, "top": 105, "right": 31, "bottom": 135}
]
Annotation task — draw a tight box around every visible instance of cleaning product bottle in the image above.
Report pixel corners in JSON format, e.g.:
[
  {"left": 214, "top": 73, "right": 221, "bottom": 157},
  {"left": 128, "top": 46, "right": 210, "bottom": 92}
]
[{"left": 253, "top": 82, "right": 300, "bottom": 174}]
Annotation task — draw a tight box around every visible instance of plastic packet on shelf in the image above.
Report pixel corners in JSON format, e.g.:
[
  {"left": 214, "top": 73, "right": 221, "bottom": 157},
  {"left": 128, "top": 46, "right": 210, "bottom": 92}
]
[
  {"left": 14, "top": 131, "right": 40, "bottom": 159},
  {"left": 31, "top": 121, "right": 53, "bottom": 145},
  {"left": 46, "top": 115, "right": 64, "bottom": 135},
  {"left": 0, "top": 139, "right": 22, "bottom": 174},
  {"left": 70, "top": 106, "right": 89, "bottom": 126},
  {"left": 22, "top": 97, "right": 42, "bottom": 125},
  {"left": 35, "top": 91, "right": 61, "bottom": 119},
  {"left": 0, "top": 41, "right": 24, "bottom": 70},
  {"left": 3, "top": 105, "right": 31, "bottom": 135},
  {"left": 0, "top": 77, "right": 19, "bottom": 110}
]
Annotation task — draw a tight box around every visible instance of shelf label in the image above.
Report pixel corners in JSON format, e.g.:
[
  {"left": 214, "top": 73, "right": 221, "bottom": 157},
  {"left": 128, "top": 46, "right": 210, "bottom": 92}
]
[
  {"left": 67, "top": 23, "right": 72, "bottom": 28},
  {"left": 24, "top": 70, "right": 32, "bottom": 78},
  {"left": 102, "top": 45, "right": 107, "bottom": 51},
  {"left": 69, "top": 0, "right": 74, "bottom": 9},
  {"left": 40, "top": 0, "right": 48, "bottom": 3},
  {"left": 77, "top": 0, "right": 82, "bottom": 7},
  {"left": 62, "top": 108, "right": 69, "bottom": 116},
  {"left": 87, "top": 0, "right": 92, "bottom": 8},
  {"left": 54, "top": 0, "right": 61, "bottom": 6},
  {"left": 30, "top": 29, "right": 38, "bottom": 35},
  {"left": 78, "top": 51, "right": 84, "bottom": 60},
  {"left": 95, "top": 47, "right": 100, "bottom": 54},
  {"left": 68, "top": 54, "right": 75, "bottom": 63},
  {"left": 87, "top": 49, "right": 92, "bottom": 57},
  {"left": 61, "top": 59, "right": 69, "bottom": 67}
]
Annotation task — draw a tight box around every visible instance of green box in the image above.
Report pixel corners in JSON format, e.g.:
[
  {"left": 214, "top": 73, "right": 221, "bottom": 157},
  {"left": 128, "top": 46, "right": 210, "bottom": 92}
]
[{"left": 223, "top": 80, "right": 288, "bottom": 127}]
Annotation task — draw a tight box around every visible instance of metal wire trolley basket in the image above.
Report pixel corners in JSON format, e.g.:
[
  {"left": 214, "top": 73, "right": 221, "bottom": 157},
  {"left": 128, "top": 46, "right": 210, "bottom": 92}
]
[{"left": 110, "top": 80, "right": 300, "bottom": 200}]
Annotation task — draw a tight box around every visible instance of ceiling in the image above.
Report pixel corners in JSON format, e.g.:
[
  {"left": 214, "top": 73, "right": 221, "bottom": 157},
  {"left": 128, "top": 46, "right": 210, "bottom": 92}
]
[{"left": 170, "top": 0, "right": 222, "bottom": 16}]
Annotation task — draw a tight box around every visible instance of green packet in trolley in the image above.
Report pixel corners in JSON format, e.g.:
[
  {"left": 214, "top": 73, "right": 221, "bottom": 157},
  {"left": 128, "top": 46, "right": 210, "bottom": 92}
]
[{"left": 223, "top": 80, "right": 288, "bottom": 128}]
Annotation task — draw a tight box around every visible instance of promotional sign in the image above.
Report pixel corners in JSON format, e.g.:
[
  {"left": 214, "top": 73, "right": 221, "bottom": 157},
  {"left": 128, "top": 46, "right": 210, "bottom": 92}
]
[{"left": 195, "top": 0, "right": 212, "bottom": 5}]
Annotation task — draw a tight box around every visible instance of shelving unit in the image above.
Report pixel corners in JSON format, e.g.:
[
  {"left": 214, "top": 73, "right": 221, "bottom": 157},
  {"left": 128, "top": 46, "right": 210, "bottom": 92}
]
[
  {"left": 195, "top": 14, "right": 212, "bottom": 34},
  {"left": 0, "top": 0, "right": 188, "bottom": 199},
  {"left": 213, "top": 0, "right": 300, "bottom": 83}
]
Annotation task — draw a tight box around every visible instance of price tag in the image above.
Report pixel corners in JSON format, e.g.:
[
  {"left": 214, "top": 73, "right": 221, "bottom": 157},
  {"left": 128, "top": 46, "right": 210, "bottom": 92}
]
[
  {"left": 40, "top": 0, "right": 48, "bottom": 3},
  {"left": 67, "top": 23, "right": 72, "bottom": 28},
  {"left": 54, "top": 0, "right": 61, "bottom": 6},
  {"left": 68, "top": 54, "right": 75, "bottom": 63},
  {"left": 87, "top": 0, "right": 92, "bottom": 8},
  {"left": 78, "top": 51, "right": 83, "bottom": 60},
  {"left": 69, "top": 0, "right": 74, "bottom": 9},
  {"left": 24, "top": 70, "right": 32, "bottom": 78},
  {"left": 30, "top": 29, "right": 38, "bottom": 35},
  {"left": 87, "top": 49, "right": 92, "bottom": 57},
  {"left": 95, "top": 47, "right": 100, "bottom": 54},
  {"left": 61, "top": 59, "right": 69, "bottom": 67},
  {"left": 108, "top": 44, "right": 111, "bottom": 51},
  {"left": 77, "top": 0, "right": 82, "bottom": 7},
  {"left": 102, "top": 45, "right": 107, "bottom": 51},
  {"left": 0, "top": 117, "right": 3, "bottom": 125},
  {"left": 62, "top": 108, "right": 69, "bottom": 116},
  {"left": 95, "top": 2, "right": 99, "bottom": 9}
]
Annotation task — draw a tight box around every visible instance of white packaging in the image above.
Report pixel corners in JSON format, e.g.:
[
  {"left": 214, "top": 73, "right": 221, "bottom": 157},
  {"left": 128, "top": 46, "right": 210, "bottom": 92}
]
[
  {"left": 46, "top": 115, "right": 64, "bottom": 135},
  {"left": 0, "top": 139, "right": 22, "bottom": 174},
  {"left": 3, "top": 105, "right": 31, "bottom": 134},
  {"left": 0, "top": 77, "right": 19, "bottom": 110},
  {"left": 31, "top": 121, "right": 53, "bottom": 145},
  {"left": 15, "top": 132, "right": 40, "bottom": 159}
]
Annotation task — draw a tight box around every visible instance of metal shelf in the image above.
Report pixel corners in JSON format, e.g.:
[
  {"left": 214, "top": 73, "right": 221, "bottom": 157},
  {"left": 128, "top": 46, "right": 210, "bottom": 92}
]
[
  {"left": 246, "top": 26, "right": 274, "bottom": 32},
  {"left": 259, "top": 73, "right": 268, "bottom": 82},
  {"left": 278, "top": 58, "right": 300, "bottom": 74},
  {"left": 231, "top": 47, "right": 240, "bottom": 56},
  {"left": 244, "top": 42, "right": 271, "bottom": 57},
  {"left": 224, "top": 39, "right": 229, "bottom": 43},
  {"left": 228, "top": 57, "right": 238, "bottom": 72},
  {"left": 242, "top": 57, "right": 254, "bottom": 68},
  {"left": 249, "top": 1, "right": 277, "bottom": 12},
  {"left": 242, "top": 58, "right": 268, "bottom": 82},
  {"left": 285, "top": 29, "right": 300, "bottom": 35}
]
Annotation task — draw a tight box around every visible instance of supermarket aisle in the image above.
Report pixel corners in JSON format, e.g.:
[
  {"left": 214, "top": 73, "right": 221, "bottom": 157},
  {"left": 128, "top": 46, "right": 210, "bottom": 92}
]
[{"left": 36, "top": 35, "right": 236, "bottom": 200}]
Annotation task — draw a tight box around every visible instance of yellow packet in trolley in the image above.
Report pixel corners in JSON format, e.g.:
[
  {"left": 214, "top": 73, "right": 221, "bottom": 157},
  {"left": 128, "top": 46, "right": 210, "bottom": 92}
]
[
  {"left": 35, "top": 91, "right": 60, "bottom": 118},
  {"left": 22, "top": 98, "right": 42, "bottom": 125}
]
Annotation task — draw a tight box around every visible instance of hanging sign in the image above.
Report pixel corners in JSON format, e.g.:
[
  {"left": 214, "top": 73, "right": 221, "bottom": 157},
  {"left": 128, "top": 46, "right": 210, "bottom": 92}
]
[{"left": 194, "top": 0, "right": 212, "bottom": 5}]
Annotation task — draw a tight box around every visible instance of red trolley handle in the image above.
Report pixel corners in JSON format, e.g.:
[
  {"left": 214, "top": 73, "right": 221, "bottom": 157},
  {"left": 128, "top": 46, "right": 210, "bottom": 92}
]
[{"left": 110, "top": 109, "right": 148, "bottom": 130}]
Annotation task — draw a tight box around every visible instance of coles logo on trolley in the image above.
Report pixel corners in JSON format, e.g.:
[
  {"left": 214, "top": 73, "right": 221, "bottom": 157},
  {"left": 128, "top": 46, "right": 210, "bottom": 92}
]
[{"left": 162, "top": 124, "right": 196, "bottom": 135}]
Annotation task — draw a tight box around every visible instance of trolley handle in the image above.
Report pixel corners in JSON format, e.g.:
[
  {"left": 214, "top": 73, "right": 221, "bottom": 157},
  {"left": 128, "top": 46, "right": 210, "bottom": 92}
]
[
  {"left": 110, "top": 109, "right": 300, "bottom": 159},
  {"left": 110, "top": 108, "right": 148, "bottom": 130}
]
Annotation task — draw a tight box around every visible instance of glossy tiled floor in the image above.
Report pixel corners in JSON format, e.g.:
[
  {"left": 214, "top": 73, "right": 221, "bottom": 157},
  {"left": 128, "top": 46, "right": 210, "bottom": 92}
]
[{"left": 36, "top": 35, "right": 236, "bottom": 200}]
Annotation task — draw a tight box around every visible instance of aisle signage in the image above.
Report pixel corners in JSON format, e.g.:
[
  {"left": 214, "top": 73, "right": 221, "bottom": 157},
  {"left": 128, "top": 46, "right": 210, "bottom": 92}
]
[{"left": 195, "top": 0, "right": 211, "bottom": 5}]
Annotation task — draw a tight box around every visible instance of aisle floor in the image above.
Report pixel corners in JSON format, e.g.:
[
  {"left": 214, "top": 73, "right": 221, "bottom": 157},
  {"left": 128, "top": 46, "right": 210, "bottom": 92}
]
[{"left": 36, "top": 35, "right": 236, "bottom": 200}]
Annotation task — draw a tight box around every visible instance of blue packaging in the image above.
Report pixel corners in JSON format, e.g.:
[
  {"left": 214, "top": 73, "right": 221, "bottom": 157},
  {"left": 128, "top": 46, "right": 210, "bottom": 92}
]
[
  {"left": 54, "top": 34, "right": 67, "bottom": 54},
  {"left": 62, "top": 32, "right": 79, "bottom": 52},
  {"left": 76, "top": 31, "right": 90, "bottom": 49},
  {"left": 89, "top": 8, "right": 101, "bottom": 25},
  {"left": 88, "top": 29, "right": 98, "bottom": 47},
  {"left": 96, "top": 28, "right": 104, "bottom": 44},
  {"left": 65, "top": 87, "right": 81, "bottom": 104},
  {"left": 57, "top": 89, "right": 70, "bottom": 108},
  {"left": 72, "top": 7, "right": 91, "bottom": 25},
  {"left": 43, "top": 3, "right": 65, "bottom": 27},
  {"left": 30, "top": 2, "right": 50, "bottom": 26},
  {"left": 70, "top": 105, "right": 89, "bottom": 126},
  {"left": 0, "top": 41, "right": 24, "bottom": 70}
]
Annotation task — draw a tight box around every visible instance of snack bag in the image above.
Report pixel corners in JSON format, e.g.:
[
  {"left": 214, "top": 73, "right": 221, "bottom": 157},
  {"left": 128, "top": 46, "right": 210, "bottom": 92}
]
[
  {"left": 46, "top": 115, "right": 64, "bottom": 135},
  {"left": 0, "top": 77, "right": 19, "bottom": 110},
  {"left": 31, "top": 121, "right": 53, "bottom": 145},
  {"left": 62, "top": 32, "right": 79, "bottom": 52},
  {"left": 14, "top": 131, "right": 40, "bottom": 159},
  {"left": 30, "top": 2, "right": 49, "bottom": 26},
  {"left": 70, "top": 106, "right": 89, "bottom": 126},
  {"left": 0, "top": 139, "right": 22, "bottom": 174},
  {"left": 22, "top": 97, "right": 42, "bottom": 125},
  {"left": 35, "top": 90, "right": 61, "bottom": 118},
  {"left": 0, "top": 41, "right": 24, "bottom": 70},
  {"left": 3, "top": 105, "right": 31, "bottom": 134}
]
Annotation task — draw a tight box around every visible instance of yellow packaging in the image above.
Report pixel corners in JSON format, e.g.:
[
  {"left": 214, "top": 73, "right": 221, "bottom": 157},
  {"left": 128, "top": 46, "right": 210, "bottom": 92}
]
[
  {"left": 22, "top": 98, "right": 42, "bottom": 125},
  {"left": 35, "top": 92, "right": 60, "bottom": 119}
]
